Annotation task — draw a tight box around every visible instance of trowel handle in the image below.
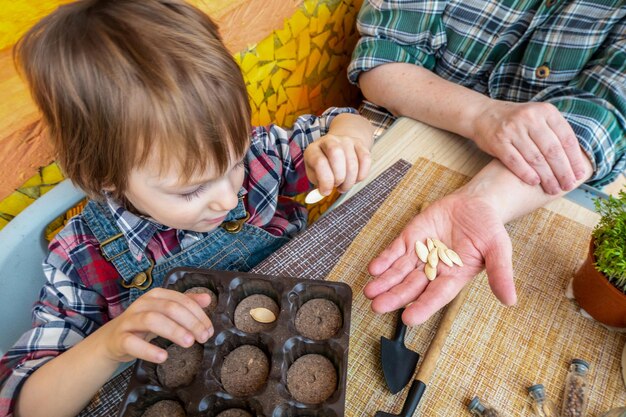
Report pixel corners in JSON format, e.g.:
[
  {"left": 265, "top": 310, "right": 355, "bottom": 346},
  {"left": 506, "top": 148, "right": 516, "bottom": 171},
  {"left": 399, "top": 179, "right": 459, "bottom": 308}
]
[
  {"left": 393, "top": 308, "right": 408, "bottom": 342},
  {"left": 416, "top": 287, "right": 470, "bottom": 382},
  {"left": 399, "top": 379, "right": 426, "bottom": 416}
]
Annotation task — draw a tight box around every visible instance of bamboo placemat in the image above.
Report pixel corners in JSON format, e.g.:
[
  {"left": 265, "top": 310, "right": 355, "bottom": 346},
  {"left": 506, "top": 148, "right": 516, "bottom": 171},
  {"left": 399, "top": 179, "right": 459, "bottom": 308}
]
[{"left": 326, "top": 157, "right": 626, "bottom": 416}]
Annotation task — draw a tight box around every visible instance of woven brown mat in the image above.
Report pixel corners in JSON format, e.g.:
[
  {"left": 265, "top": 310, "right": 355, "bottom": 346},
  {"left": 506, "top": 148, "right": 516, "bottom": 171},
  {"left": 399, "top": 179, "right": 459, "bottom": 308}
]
[{"left": 325, "top": 158, "right": 626, "bottom": 416}]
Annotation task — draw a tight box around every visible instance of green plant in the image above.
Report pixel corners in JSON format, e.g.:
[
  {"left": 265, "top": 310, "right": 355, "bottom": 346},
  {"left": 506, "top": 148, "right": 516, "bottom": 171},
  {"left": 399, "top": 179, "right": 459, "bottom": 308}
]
[{"left": 593, "top": 190, "right": 626, "bottom": 292}]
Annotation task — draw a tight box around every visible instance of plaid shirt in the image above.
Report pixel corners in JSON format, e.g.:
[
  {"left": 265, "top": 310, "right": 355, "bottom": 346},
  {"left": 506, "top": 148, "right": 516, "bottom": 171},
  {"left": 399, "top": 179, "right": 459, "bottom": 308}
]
[
  {"left": 349, "top": 0, "right": 626, "bottom": 187},
  {"left": 0, "top": 107, "right": 356, "bottom": 416}
]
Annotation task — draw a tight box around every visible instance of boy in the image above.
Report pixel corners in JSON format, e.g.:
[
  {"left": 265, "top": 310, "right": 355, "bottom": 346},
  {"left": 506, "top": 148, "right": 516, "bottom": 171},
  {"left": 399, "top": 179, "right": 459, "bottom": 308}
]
[{"left": 0, "top": 1, "right": 375, "bottom": 416}]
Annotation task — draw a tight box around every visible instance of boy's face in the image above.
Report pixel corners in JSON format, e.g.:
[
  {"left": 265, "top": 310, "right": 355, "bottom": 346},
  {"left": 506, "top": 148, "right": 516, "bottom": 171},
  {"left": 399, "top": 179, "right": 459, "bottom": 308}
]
[{"left": 124, "top": 155, "right": 246, "bottom": 232}]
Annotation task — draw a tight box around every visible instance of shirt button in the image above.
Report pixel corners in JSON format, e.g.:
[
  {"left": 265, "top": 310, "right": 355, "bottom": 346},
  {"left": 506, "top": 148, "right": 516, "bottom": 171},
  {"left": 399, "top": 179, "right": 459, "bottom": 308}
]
[
  {"left": 536, "top": 65, "right": 550, "bottom": 79},
  {"left": 546, "top": 0, "right": 556, "bottom": 6}
]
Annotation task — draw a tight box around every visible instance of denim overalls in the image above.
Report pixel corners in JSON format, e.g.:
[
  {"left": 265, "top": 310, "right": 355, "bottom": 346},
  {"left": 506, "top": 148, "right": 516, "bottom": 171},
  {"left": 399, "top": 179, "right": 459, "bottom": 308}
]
[{"left": 81, "top": 193, "right": 288, "bottom": 305}]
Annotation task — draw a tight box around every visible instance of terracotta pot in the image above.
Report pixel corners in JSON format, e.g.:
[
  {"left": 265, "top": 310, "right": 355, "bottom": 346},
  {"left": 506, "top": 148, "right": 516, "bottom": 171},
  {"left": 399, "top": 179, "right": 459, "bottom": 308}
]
[{"left": 572, "top": 239, "right": 626, "bottom": 328}]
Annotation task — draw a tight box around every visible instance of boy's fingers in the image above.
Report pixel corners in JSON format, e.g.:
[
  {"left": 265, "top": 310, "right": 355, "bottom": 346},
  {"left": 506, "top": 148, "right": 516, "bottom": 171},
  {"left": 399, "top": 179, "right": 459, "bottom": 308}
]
[
  {"left": 320, "top": 141, "right": 347, "bottom": 187},
  {"left": 120, "top": 334, "right": 167, "bottom": 363},
  {"left": 355, "top": 145, "right": 372, "bottom": 182},
  {"left": 338, "top": 145, "right": 359, "bottom": 192},
  {"left": 155, "top": 289, "right": 213, "bottom": 332},
  {"left": 185, "top": 292, "right": 212, "bottom": 311},
  {"left": 305, "top": 146, "right": 334, "bottom": 195},
  {"left": 134, "top": 297, "right": 209, "bottom": 345},
  {"left": 138, "top": 310, "right": 203, "bottom": 347},
  {"left": 157, "top": 299, "right": 213, "bottom": 343}
]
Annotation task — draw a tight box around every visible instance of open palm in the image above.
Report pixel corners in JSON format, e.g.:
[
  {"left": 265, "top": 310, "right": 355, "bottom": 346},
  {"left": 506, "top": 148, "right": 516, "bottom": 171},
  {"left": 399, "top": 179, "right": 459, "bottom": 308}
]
[{"left": 365, "top": 191, "right": 517, "bottom": 326}]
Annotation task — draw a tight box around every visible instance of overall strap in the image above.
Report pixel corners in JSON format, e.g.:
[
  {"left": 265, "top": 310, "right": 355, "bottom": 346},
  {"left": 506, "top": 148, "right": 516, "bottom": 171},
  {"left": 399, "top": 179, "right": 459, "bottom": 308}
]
[{"left": 82, "top": 200, "right": 154, "bottom": 290}]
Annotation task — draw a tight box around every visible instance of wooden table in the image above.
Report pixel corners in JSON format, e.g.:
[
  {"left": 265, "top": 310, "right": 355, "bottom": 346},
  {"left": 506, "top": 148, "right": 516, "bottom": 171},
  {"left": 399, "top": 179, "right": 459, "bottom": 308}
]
[{"left": 338, "top": 116, "right": 600, "bottom": 228}]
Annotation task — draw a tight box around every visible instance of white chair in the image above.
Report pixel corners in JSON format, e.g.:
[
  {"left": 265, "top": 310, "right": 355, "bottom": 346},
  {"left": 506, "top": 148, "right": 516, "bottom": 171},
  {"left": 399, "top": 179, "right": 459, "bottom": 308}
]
[{"left": 0, "top": 179, "right": 85, "bottom": 356}]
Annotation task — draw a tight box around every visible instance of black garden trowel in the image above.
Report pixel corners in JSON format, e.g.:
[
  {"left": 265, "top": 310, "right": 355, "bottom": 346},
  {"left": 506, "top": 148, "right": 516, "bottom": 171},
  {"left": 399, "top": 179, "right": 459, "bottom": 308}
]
[{"left": 380, "top": 308, "right": 420, "bottom": 394}]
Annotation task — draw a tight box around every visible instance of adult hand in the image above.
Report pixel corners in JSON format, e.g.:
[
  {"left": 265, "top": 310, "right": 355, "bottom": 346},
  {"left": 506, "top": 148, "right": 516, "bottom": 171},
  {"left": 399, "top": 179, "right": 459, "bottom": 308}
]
[
  {"left": 304, "top": 133, "right": 372, "bottom": 196},
  {"left": 98, "top": 288, "right": 213, "bottom": 363},
  {"left": 365, "top": 192, "right": 517, "bottom": 326},
  {"left": 473, "top": 101, "right": 587, "bottom": 195}
]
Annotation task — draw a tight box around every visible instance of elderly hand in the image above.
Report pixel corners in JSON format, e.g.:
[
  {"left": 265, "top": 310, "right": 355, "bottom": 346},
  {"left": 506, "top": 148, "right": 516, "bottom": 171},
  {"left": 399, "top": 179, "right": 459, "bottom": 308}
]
[
  {"left": 365, "top": 191, "right": 517, "bottom": 326},
  {"left": 473, "top": 100, "right": 587, "bottom": 195}
]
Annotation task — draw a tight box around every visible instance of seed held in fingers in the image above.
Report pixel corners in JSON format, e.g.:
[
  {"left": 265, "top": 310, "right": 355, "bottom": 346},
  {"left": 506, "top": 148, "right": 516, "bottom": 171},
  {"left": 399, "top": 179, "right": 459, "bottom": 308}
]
[
  {"left": 415, "top": 241, "right": 429, "bottom": 263},
  {"left": 425, "top": 264, "right": 437, "bottom": 281},
  {"left": 304, "top": 188, "right": 325, "bottom": 204},
  {"left": 426, "top": 238, "right": 435, "bottom": 251},
  {"left": 438, "top": 247, "right": 453, "bottom": 267},
  {"left": 446, "top": 249, "right": 463, "bottom": 267},
  {"left": 250, "top": 307, "right": 277, "bottom": 323},
  {"left": 427, "top": 249, "right": 439, "bottom": 268}
]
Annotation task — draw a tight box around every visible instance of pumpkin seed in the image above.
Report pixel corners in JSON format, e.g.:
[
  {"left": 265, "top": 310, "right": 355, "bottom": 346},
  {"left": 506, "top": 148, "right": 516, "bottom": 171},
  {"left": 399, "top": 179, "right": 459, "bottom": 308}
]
[
  {"left": 425, "top": 264, "right": 437, "bottom": 281},
  {"left": 438, "top": 247, "right": 453, "bottom": 267},
  {"left": 446, "top": 249, "right": 463, "bottom": 267},
  {"left": 426, "top": 238, "right": 435, "bottom": 251},
  {"left": 249, "top": 307, "right": 276, "bottom": 323},
  {"left": 427, "top": 249, "right": 439, "bottom": 268},
  {"left": 304, "top": 188, "right": 325, "bottom": 204},
  {"left": 432, "top": 238, "right": 448, "bottom": 250},
  {"left": 415, "top": 241, "right": 429, "bottom": 263}
]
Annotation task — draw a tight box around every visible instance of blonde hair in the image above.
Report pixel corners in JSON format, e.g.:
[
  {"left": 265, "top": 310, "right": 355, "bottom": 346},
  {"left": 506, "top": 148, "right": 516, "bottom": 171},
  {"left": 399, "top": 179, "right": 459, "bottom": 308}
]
[{"left": 15, "top": 0, "right": 251, "bottom": 200}]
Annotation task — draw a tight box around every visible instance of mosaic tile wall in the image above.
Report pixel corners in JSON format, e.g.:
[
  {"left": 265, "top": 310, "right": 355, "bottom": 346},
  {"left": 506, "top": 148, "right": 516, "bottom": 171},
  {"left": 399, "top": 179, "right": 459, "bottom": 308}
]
[{"left": 0, "top": 0, "right": 363, "bottom": 229}]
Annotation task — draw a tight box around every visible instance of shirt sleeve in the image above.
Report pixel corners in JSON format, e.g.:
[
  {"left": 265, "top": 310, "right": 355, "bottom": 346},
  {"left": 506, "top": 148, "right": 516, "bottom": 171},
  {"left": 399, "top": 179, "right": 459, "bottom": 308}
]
[
  {"left": 531, "top": 17, "right": 626, "bottom": 187},
  {"left": 0, "top": 235, "right": 105, "bottom": 417},
  {"left": 243, "top": 107, "right": 357, "bottom": 224},
  {"left": 348, "top": 0, "right": 447, "bottom": 85}
]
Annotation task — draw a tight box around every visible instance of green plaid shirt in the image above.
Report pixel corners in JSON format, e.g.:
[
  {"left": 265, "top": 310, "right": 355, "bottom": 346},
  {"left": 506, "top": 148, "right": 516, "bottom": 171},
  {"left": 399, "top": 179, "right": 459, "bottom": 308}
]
[{"left": 349, "top": 0, "right": 626, "bottom": 187}]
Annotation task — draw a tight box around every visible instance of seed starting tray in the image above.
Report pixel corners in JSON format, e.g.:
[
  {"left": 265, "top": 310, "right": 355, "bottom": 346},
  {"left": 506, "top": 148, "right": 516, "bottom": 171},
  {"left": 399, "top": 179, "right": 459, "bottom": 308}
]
[{"left": 117, "top": 268, "right": 352, "bottom": 417}]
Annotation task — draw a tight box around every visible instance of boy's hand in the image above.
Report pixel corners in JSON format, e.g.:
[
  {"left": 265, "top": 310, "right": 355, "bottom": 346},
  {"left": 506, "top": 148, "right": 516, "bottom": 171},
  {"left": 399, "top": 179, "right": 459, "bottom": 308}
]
[
  {"left": 304, "top": 133, "right": 372, "bottom": 195},
  {"left": 304, "top": 113, "right": 374, "bottom": 196},
  {"left": 98, "top": 288, "right": 213, "bottom": 364}
]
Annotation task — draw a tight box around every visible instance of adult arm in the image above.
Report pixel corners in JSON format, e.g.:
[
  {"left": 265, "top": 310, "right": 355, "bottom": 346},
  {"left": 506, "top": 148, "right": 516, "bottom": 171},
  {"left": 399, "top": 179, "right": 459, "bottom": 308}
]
[
  {"left": 365, "top": 155, "right": 594, "bottom": 326},
  {"left": 350, "top": 2, "right": 626, "bottom": 194},
  {"left": 359, "top": 63, "right": 588, "bottom": 195}
]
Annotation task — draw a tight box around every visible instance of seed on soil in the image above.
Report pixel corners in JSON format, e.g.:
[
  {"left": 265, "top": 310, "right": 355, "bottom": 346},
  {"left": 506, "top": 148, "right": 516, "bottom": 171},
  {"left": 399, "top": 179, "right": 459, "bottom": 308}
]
[{"left": 250, "top": 307, "right": 277, "bottom": 323}]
